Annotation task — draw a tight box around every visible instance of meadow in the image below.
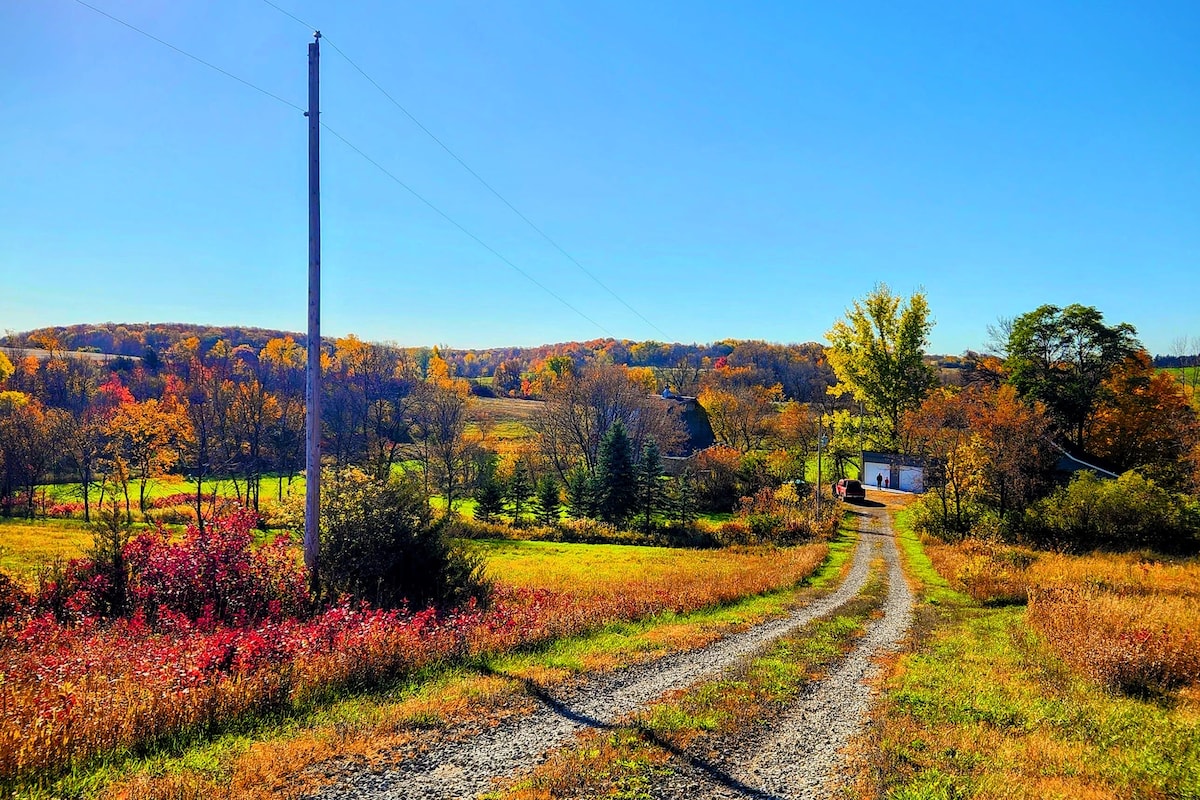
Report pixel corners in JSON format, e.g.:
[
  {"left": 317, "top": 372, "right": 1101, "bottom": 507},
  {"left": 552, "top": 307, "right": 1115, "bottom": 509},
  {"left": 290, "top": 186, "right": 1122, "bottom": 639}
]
[
  {"left": 859, "top": 507, "right": 1200, "bottom": 799},
  {"left": 0, "top": 514, "right": 832, "bottom": 797}
]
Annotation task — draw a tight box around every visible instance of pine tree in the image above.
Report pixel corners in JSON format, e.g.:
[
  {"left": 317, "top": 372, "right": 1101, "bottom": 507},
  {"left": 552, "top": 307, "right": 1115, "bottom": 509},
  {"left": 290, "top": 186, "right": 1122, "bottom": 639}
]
[
  {"left": 565, "top": 466, "right": 596, "bottom": 519},
  {"left": 506, "top": 463, "right": 532, "bottom": 525},
  {"left": 672, "top": 468, "right": 697, "bottom": 529},
  {"left": 596, "top": 420, "right": 637, "bottom": 527},
  {"left": 534, "top": 474, "right": 562, "bottom": 527},
  {"left": 636, "top": 439, "right": 666, "bottom": 534},
  {"left": 472, "top": 468, "right": 505, "bottom": 523}
]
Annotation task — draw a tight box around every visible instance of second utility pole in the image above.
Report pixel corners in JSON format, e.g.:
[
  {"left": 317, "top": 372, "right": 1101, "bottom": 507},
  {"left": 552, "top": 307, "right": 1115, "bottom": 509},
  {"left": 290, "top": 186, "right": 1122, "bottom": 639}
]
[{"left": 305, "top": 31, "right": 322, "bottom": 596}]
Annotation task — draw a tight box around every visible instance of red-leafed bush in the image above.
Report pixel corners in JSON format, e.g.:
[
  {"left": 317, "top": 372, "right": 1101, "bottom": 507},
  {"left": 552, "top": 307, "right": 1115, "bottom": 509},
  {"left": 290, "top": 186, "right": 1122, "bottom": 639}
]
[
  {"left": 124, "top": 510, "right": 309, "bottom": 626},
  {"left": 46, "top": 502, "right": 85, "bottom": 519},
  {"left": 28, "top": 511, "right": 307, "bottom": 627}
]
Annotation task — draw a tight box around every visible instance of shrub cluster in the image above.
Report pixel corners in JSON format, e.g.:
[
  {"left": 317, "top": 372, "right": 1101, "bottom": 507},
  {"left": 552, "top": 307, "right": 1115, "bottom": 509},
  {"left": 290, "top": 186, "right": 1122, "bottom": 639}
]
[
  {"left": 1021, "top": 472, "right": 1199, "bottom": 552},
  {"left": 320, "top": 470, "right": 490, "bottom": 610},
  {"left": 728, "top": 485, "right": 840, "bottom": 545},
  {"left": 32, "top": 510, "right": 307, "bottom": 626}
]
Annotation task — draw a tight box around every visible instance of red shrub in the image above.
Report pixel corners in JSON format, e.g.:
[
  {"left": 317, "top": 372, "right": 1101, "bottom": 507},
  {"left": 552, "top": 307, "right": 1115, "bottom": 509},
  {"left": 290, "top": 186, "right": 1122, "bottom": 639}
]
[{"left": 124, "top": 510, "right": 308, "bottom": 626}]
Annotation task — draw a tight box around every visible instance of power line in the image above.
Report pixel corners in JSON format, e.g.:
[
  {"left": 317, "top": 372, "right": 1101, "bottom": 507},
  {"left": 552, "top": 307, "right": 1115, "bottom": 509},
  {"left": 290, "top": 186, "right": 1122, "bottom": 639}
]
[
  {"left": 70, "top": 0, "right": 305, "bottom": 114},
  {"left": 259, "top": 0, "right": 316, "bottom": 32},
  {"left": 321, "top": 123, "right": 613, "bottom": 337},
  {"left": 64, "top": 0, "right": 613, "bottom": 336},
  {"left": 258, "top": 0, "right": 672, "bottom": 341}
]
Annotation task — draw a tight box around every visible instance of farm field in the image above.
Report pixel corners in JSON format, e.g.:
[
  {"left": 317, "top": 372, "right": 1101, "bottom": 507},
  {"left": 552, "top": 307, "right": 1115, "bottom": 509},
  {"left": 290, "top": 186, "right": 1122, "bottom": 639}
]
[
  {"left": 0, "top": 524, "right": 837, "bottom": 799},
  {"left": 855, "top": 507, "right": 1200, "bottom": 799}
]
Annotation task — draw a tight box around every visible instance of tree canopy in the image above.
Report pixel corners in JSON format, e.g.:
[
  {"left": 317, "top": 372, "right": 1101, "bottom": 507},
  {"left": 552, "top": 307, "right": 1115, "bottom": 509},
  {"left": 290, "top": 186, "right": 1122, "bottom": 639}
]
[
  {"left": 826, "top": 284, "right": 937, "bottom": 450},
  {"left": 1004, "top": 303, "right": 1140, "bottom": 450}
]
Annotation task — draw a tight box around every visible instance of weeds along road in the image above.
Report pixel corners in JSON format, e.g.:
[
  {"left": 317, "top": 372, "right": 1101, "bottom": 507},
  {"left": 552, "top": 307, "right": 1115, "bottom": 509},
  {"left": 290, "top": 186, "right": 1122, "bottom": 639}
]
[{"left": 316, "top": 504, "right": 903, "bottom": 800}]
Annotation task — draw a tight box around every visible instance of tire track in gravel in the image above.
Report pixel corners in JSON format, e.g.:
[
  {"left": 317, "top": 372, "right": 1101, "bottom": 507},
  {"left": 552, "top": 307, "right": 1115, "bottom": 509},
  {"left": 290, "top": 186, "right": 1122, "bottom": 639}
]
[
  {"left": 316, "top": 519, "right": 879, "bottom": 800},
  {"left": 658, "top": 503, "right": 914, "bottom": 800}
]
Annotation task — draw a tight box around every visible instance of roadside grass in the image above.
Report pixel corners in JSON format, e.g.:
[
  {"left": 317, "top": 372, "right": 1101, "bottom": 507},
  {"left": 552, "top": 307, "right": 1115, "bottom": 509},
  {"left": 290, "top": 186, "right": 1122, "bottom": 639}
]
[
  {"left": 857, "top": 510, "right": 1200, "bottom": 800},
  {"left": 476, "top": 539, "right": 822, "bottom": 596},
  {"left": 21, "top": 531, "right": 855, "bottom": 800},
  {"left": 490, "top": 554, "right": 889, "bottom": 799}
]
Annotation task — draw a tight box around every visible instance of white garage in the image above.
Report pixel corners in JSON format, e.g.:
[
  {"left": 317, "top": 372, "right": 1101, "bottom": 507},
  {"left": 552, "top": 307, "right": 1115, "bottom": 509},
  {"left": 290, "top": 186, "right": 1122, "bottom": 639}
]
[{"left": 861, "top": 451, "right": 928, "bottom": 494}]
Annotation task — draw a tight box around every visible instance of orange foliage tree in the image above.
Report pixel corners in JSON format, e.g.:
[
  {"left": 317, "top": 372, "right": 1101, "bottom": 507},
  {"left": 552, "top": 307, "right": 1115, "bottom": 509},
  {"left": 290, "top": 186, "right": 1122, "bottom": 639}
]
[{"left": 1089, "top": 352, "right": 1199, "bottom": 490}]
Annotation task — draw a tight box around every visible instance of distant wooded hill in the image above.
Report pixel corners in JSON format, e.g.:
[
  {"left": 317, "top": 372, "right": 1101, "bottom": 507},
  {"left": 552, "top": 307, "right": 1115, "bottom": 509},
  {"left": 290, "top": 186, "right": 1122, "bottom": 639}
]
[{"left": 3, "top": 322, "right": 837, "bottom": 402}]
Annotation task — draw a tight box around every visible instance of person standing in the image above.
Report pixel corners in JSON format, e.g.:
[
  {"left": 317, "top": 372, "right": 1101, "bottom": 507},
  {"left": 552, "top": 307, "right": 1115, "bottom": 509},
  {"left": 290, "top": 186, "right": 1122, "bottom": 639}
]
[{"left": 876, "top": 473, "right": 883, "bottom": 490}]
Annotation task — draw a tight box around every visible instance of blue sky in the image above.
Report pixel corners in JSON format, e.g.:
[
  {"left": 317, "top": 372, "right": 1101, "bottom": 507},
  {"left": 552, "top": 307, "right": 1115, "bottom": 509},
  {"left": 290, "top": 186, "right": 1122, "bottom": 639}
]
[{"left": 2, "top": 1, "right": 1197, "bottom": 355}]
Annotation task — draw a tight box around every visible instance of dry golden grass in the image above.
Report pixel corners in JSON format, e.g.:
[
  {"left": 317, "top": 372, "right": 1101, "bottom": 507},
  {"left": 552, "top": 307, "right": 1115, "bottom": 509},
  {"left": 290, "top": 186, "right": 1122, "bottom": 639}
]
[
  {"left": 922, "top": 536, "right": 1035, "bottom": 605},
  {"left": 0, "top": 519, "right": 90, "bottom": 579},
  {"left": 1026, "top": 550, "right": 1200, "bottom": 693},
  {"left": 918, "top": 533, "right": 1200, "bottom": 693},
  {"left": 856, "top": 515, "right": 1200, "bottom": 799}
]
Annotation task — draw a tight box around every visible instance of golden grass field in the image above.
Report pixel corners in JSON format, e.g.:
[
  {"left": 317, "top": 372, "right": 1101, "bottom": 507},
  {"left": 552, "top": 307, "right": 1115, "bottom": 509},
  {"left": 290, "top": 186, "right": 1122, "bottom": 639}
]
[{"left": 861, "top": 507, "right": 1200, "bottom": 800}]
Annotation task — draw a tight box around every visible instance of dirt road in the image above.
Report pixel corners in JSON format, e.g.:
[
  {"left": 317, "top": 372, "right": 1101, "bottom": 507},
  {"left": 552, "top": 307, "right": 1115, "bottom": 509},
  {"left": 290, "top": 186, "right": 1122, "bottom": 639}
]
[{"left": 316, "top": 502, "right": 910, "bottom": 800}]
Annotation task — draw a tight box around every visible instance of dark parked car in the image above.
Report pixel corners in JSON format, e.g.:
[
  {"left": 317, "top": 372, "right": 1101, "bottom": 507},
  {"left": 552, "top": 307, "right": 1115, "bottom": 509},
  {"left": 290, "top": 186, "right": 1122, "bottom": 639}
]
[{"left": 834, "top": 478, "right": 866, "bottom": 502}]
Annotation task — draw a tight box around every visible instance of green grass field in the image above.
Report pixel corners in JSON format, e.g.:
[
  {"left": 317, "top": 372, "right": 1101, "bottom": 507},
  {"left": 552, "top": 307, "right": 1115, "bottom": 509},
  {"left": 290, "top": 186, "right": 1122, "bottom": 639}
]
[
  {"left": 39, "top": 475, "right": 306, "bottom": 506},
  {"left": 0, "top": 518, "right": 94, "bottom": 577}
]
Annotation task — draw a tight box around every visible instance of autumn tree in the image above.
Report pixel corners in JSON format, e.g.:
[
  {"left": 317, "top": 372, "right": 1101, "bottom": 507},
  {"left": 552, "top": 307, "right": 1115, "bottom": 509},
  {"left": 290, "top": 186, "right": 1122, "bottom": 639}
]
[
  {"left": 698, "top": 383, "right": 780, "bottom": 452},
  {"left": 826, "top": 284, "right": 937, "bottom": 450},
  {"left": 1088, "top": 352, "right": 1198, "bottom": 490},
  {"left": 228, "top": 371, "right": 282, "bottom": 512},
  {"left": 1004, "top": 304, "right": 1139, "bottom": 450},
  {"left": 492, "top": 359, "right": 523, "bottom": 396},
  {"left": 534, "top": 364, "right": 685, "bottom": 479},
  {"left": 904, "top": 388, "right": 978, "bottom": 536},
  {"left": 966, "top": 384, "right": 1056, "bottom": 516},
  {"left": 409, "top": 377, "right": 473, "bottom": 509},
  {"left": 0, "top": 393, "right": 60, "bottom": 518},
  {"left": 108, "top": 397, "right": 188, "bottom": 517},
  {"left": 260, "top": 337, "right": 307, "bottom": 500}
]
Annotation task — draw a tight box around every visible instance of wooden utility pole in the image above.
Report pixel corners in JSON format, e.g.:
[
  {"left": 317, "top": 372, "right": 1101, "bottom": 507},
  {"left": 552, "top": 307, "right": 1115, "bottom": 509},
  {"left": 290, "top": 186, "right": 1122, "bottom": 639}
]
[{"left": 304, "top": 31, "right": 322, "bottom": 595}]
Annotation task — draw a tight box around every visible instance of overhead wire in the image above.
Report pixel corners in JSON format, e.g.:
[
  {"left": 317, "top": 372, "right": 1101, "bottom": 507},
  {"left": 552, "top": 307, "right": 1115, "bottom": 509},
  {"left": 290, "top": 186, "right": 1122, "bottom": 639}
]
[
  {"left": 320, "top": 123, "right": 613, "bottom": 336},
  {"left": 63, "top": 0, "right": 613, "bottom": 337},
  {"left": 71, "top": 0, "right": 305, "bottom": 114},
  {"left": 258, "top": 0, "right": 673, "bottom": 341}
]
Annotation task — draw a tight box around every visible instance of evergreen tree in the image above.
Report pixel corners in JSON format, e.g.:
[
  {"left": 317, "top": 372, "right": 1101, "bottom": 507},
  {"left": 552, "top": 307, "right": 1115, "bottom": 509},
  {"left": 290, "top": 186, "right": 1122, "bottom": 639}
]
[
  {"left": 636, "top": 439, "right": 667, "bottom": 534},
  {"left": 506, "top": 463, "right": 532, "bottom": 524},
  {"left": 565, "top": 465, "right": 596, "bottom": 519},
  {"left": 534, "top": 474, "right": 562, "bottom": 527},
  {"left": 472, "top": 461, "right": 505, "bottom": 523},
  {"left": 672, "top": 468, "right": 697, "bottom": 529},
  {"left": 596, "top": 420, "right": 637, "bottom": 527}
]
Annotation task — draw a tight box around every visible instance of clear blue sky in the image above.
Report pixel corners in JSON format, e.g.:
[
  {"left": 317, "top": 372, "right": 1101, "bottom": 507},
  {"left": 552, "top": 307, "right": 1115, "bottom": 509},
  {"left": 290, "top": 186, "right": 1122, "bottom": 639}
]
[{"left": 2, "top": 1, "right": 1197, "bottom": 355}]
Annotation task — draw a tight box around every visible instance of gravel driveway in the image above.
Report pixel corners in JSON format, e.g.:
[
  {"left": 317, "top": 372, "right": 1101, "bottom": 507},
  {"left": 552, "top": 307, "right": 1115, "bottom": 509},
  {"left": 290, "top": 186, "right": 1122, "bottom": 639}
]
[
  {"left": 654, "top": 503, "right": 914, "bottom": 799},
  {"left": 315, "top": 511, "right": 882, "bottom": 800}
]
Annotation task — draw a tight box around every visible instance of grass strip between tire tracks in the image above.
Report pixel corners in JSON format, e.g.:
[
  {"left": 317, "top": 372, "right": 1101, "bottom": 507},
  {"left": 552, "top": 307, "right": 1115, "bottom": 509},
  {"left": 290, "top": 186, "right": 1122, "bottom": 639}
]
[{"left": 488, "top": 553, "right": 890, "bottom": 800}]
